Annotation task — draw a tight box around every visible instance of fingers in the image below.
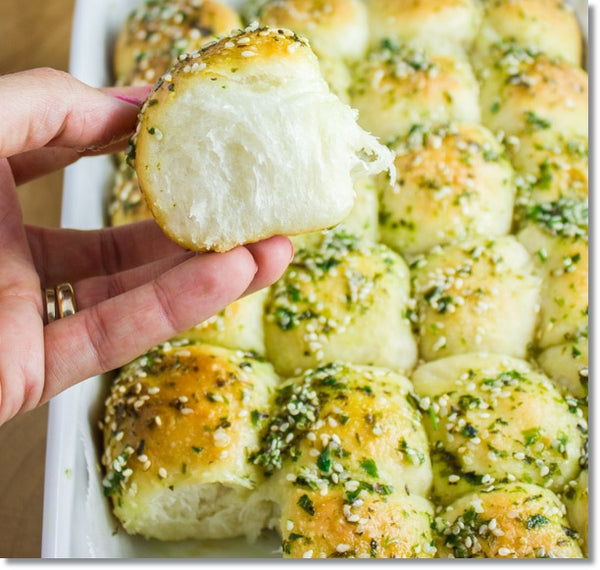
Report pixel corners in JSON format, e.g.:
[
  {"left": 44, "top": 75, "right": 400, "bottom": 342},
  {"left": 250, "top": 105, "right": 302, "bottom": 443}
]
[
  {"left": 26, "top": 220, "right": 187, "bottom": 286},
  {"left": 66, "top": 234, "right": 293, "bottom": 309},
  {"left": 243, "top": 235, "right": 295, "bottom": 295},
  {"left": 8, "top": 138, "right": 133, "bottom": 186},
  {"left": 41, "top": 235, "right": 293, "bottom": 403},
  {"left": 41, "top": 246, "right": 258, "bottom": 403},
  {"left": 0, "top": 68, "right": 150, "bottom": 160},
  {"left": 27, "top": 222, "right": 294, "bottom": 291}
]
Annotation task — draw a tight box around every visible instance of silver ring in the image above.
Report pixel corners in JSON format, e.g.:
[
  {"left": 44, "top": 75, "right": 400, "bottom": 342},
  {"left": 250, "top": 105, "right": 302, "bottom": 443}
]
[{"left": 55, "top": 282, "right": 77, "bottom": 319}]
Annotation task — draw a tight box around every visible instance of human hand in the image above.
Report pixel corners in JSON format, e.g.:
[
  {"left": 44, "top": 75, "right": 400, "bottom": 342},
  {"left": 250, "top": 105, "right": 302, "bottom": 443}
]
[{"left": 0, "top": 68, "right": 293, "bottom": 426}]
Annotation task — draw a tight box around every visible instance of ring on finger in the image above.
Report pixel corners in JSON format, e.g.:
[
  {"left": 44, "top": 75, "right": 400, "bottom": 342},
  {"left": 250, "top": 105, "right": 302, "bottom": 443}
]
[
  {"left": 44, "top": 282, "right": 77, "bottom": 324},
  {"left": 56, "top": 282, "right": 77, "bottom": 318}
]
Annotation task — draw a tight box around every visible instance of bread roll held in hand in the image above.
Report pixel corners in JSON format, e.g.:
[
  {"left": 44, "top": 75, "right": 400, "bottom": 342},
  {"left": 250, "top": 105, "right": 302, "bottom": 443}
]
[{"left": 130, "top": 24, "right": 394, "bottom": 252}]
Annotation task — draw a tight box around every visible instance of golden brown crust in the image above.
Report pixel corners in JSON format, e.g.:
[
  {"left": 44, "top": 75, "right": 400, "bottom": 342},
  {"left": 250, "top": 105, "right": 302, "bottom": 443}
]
[
  {"left": 474, "top": 0, "right": 583, "bottom": 68},
  {"left": 378, "top": 123, "right": 515, "bottom": 255},
  {"left": 410, "top": 236, "right": 541, "bottom": 360},
  {"left": 412, "top": 353, "right": 587, "bottom": 505},
  {"left": 108, "top": 155, "right": 153, "bottom": 226},
  {"left": 257, "top": 0, "right": 368, "bottom": 61},
  {"left": 264, "top": 229, "right": 417, "bottom": 376},
  {"left": 280, "top": 488, "right": 436, "bottom": 558},
  {"left": 349, "top": 42, "right": 480, "bottom": 142},
  {"left": 479, "top": 44, "right": 588, "bottom": 138},
  {"left": 366, "top": 0, "right": 482, "bottom": 57},
  {"left": 103, "top": 0, "right": 589, "bottom": 555},
  {"left": 252, "top": 362, "right": 435, "bottom": 558},
  {"left": 113, "top": 0, "right": 242, "bottom": 85},
  {"left": 101, "top": 341, "right": 279, "bottom": 538},
  {"left": 509, "top": 131, "right": 588, "bottom": 206},
  {"left": 434, "top": 482, "right": 583, "bottom": 558}
]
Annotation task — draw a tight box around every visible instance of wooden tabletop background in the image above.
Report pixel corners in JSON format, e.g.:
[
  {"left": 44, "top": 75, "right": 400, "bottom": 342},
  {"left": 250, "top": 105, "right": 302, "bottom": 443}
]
[{"left": 0, "top": 0, "right": 75, "bottom": 558}]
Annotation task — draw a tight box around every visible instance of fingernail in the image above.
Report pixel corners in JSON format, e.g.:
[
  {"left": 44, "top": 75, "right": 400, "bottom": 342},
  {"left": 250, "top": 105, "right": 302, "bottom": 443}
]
[{"left": 112, "top": 94, "right": 142, "bottom": 106}]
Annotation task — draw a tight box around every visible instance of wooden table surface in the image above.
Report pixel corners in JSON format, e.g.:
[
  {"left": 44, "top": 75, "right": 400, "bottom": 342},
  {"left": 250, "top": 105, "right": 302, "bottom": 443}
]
[{"left": 0, "top": 0, "right": 75, "bottom": 558}]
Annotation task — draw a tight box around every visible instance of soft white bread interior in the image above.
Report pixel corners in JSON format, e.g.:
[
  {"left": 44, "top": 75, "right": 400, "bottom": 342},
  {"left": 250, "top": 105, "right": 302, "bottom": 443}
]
[{"left": 131, "top": 25, "right": 394, "bottom": 252}]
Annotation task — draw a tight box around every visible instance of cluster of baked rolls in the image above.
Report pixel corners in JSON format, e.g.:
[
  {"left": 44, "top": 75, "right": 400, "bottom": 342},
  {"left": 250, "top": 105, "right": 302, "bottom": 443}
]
[{"left": 101, "top": 0, "right": 588, "bottom": 558}]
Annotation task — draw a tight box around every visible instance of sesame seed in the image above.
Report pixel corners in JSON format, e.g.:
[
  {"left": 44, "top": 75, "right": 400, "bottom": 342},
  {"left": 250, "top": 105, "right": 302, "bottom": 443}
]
[
  {"left": 158, "top": 467, "right": 167, "bottom": 479},
  {"left": 213, "top": 428, "right": 230, "bottom": 447}
]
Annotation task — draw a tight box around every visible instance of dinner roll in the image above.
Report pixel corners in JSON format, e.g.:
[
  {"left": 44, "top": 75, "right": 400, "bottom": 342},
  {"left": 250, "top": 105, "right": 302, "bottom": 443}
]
[
  {"left": 276, "top": 488, "right": 436, "bottom": 558},
  {"left": 412, "top": 353, "right": 587, "bottom": 505},
  {"left": 561, "top": 469, "right": 589, "bottom": 556},
  {"left": 472, "top": 0, "right": 583, "bottom": 70},
  {"left": 339, "top": 176, "right": 379, "bottom": 242},
  {"left": 264, "top": 229, "right": 417, "bottom": 377},
  {"left": 410, "top": 236, "right": 541, "bottom": 361},
  {"left": 433, "top": 482, "right": 583, "bottom": 558},
  {"left": 349, "top": 40, "right": 480, "bottom": 143},
  {"left": 509, "top": 131, "right": 588, "bottom": 207},
  {"left": 516, "top": 198, "right": 588, "bottom": 349},
  {"left": 131, "top": 25, "right": 394, "bottom": 252},
  {"left": 250, "top": 362, "right": 435, "bottom": 557},
  {"left": 366, "top": 0, "right": 482, "bottom": 59},
  {"left": 254, "top": 0, "right": 368, "bottom": 101},
  {"left": 378, "top": 123, "right": 515, "bottom": 256},
  {"left": 171, "top": 289, "right": 269, "bottom": 354},
  {"left": 108, "top": 154, "right": 152, "bottom": 226},
  {"left": 113, "top": 0, "right": 242, "bottom": 85},
  {"left": 254, "top": 362, "right": 433, "bottom": 493},
  {"left": 101, "top": 341, "right": 280, "bottom": 541},
  {"left": 256, "top": 0, "right": 369, "bottom": 62},
  {"left": 478, "top": 43, "right": 588, "bottom": 139},
  {"left": 537, "top": 334, "right": 588, "bottom": 399}
]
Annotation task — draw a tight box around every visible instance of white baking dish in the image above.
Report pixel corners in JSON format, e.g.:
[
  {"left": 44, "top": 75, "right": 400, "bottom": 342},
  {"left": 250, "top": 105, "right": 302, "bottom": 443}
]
[{"left": 41, "top": 0, "right": 589, "bottom": 558}]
